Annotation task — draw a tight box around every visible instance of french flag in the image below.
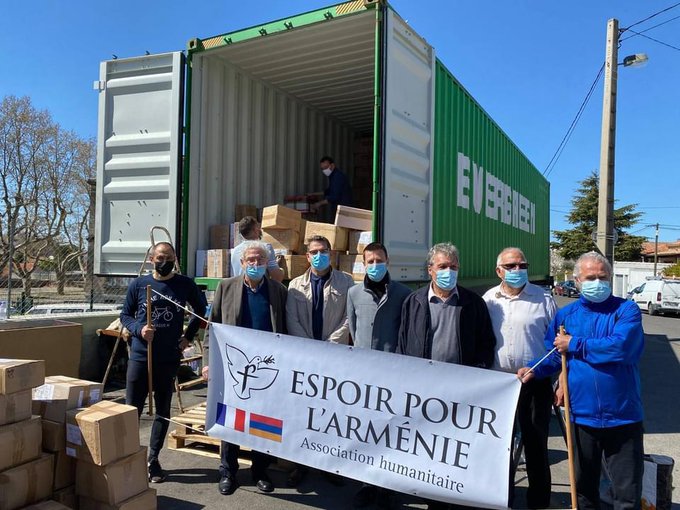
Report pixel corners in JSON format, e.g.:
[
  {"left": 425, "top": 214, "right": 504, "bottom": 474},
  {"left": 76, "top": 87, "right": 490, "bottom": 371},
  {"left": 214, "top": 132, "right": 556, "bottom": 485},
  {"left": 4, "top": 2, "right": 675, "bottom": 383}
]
[{"left": 215, "top": 402, "right": 246, "bottom": 432}]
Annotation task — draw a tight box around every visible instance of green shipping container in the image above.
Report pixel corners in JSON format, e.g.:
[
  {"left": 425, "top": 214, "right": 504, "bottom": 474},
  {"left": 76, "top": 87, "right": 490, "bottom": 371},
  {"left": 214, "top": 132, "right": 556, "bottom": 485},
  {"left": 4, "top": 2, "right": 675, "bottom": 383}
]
[{"left": 94, "top": 0, "right": 549, "bottom": 289}]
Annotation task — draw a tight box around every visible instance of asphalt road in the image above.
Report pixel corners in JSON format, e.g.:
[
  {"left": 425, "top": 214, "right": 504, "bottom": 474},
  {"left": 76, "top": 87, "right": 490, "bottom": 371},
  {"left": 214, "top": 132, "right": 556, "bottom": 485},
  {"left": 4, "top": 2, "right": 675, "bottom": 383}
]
[{"left": 122, "top": 296, "right": 679, "bottom": 510}]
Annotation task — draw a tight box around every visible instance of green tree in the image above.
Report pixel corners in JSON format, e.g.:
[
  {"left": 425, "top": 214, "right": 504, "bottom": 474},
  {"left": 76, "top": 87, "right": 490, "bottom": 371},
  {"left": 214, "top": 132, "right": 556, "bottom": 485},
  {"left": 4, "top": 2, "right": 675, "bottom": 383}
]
[
  {"left": 551, "top": 171, "right": 647, "bottom": 261},
  {"left": 662, "top": 263, "right": 680, "bottom": 277}
]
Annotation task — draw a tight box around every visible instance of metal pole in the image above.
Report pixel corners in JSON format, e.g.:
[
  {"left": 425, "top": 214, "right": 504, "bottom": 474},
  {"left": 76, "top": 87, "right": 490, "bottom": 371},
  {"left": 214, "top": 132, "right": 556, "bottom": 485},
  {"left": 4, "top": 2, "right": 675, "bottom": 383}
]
[
  {"left": 653, "top": 223, "right": 659, "bottom": 276},
  {"left": 596, "top": 19, "right": 619, "bottom": 270},
  {"left": 87, "top": 179, "right": 96, "bottom": 311}
]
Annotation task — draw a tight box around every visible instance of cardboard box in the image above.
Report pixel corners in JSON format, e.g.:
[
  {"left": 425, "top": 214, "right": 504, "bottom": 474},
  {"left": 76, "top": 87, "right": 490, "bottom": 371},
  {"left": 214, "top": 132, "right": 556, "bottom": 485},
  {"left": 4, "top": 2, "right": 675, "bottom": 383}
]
[
  {"left": 66, "top": 401, "right": 140, "bottom": 466},
  {"left": 208, "top": 224, "right": 231, "bottom": 249},
  {"left": 0, "top": 321, "right": 80, "bottom": 378},
  {"left": 52, "top": 485, "right": 77, "bottom": 509},
  {"left": 0, "top": 416, "right": 42, "bottom": 472},
  {"left": 348, "top": 230, "right": 373, "bottom": 254},
  {"left": 194, "top": 249, "right": 207, "bottom": 277},
  {"left": 33, "top": 376, "right": 103, "bottom": 423},
  {"left": 262, "top": 229, "right": 301, "bottom": 253},
  {"left": 279, "top": 255, "right": 310, "bottom": 280},
  {"left": 206, "top": 249, "right": 230, "bottom": 278},
  {"left": 235, "top": 204, "right": 258, "bottom": 221},
  {"left": 0, "top": 453, "right": 54, "bottom": 510},
  {"left": 230, "top": 222, "right": 240, "bottom": 248},
  {"left": 53, "top": 449, "right": 76, "bottom": 491},
  {"left": 339, "top": 254, "right": 366, "bottom": 281},
  {"left": 79, "top": 489, "right": 157, "bottom": 510},
  {"left": 76, "top": 447, "right": 148, "bottom": 505},
  {"left": 0, "top": 359, "right": 45, "bottom": 395},
  {"left": 21, "top": 502, "right": 72, "bottom": 510},
  {"left": 304, "top": 222, "right": 349, "bottom": 251},
  {"left": 261, "top": 205, "right": 301, "bottom": 231},
  {"left": 334, "top": 205, "right": 373, "bottom": 231},
  {"left": 42, "top": 418, "right": 65, "bottom": 452},
  {"left": 0, "top": 389, "right": 32, "bottom": 425}
]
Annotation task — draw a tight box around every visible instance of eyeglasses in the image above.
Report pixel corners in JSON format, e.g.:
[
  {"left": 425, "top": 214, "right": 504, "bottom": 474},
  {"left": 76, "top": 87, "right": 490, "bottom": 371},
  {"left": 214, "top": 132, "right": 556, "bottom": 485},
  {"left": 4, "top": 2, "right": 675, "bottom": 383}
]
[
  {"left": 308, "top": 249, "right": 329, "bottom": 255},
  {"left": 499, "top": 263, "right": 529, "bottom": 270}
]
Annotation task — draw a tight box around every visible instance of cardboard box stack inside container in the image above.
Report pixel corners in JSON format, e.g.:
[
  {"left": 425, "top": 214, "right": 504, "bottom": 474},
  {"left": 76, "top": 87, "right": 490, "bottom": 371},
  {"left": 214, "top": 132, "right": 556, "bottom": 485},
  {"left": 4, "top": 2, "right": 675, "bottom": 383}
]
[
  {"left": 0, "top": 359, "right": 51, "bottom": 510},
  {"left": 206, "top": 249, "right": 230, "bottom": 278}
]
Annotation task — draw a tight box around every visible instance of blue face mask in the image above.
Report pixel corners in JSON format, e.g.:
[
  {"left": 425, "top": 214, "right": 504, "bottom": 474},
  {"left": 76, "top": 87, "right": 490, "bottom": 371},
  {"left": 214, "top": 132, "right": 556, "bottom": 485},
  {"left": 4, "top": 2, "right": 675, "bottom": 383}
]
[
  {"left": 435, "top": 269, "right": 458, "bottom": 291},
  {"left": 366, "top": 263, "right": 387, "bottom": 282},
  {"left": 245, "top": 264, "right": 266, "bottom": 281},
  {"left": 311, "top": 252, "right": 331, "bottom": 271},
  {"left": 504, "top": 269, "right": 528, "bottom": 289},
  {"left": 580, "top": 279, "right": 611, "bottom": 303}
]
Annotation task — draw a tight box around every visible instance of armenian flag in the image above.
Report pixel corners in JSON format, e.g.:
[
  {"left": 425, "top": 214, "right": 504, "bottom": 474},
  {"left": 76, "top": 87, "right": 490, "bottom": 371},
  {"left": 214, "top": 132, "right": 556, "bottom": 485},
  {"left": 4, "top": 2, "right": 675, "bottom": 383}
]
[{"left": 249, "top": 412, "right": 283, "bottom": 442}]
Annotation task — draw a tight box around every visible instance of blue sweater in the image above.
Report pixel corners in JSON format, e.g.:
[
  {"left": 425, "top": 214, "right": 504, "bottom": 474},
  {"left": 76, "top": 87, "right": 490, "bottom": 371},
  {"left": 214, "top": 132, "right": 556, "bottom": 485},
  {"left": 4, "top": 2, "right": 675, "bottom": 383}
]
[
  {"left": 532, "top": 295, "right": 644, "bottom": 428},
  {"left": 120, "top": 274, "right": 207, "bottom": 363}
]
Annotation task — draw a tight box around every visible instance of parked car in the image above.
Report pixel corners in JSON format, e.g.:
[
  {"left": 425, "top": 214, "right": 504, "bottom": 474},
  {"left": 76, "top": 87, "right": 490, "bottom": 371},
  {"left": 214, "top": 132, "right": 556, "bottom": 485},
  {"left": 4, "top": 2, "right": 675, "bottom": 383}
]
[
  {"left": 554, "top": 280, "right": 580, "bottom": 298},
  {"left": 628, "top": 279, "right": 680, "bottom": 316},
  {"left": 24, "top": 303, "right": 123, "bottom": 316}
]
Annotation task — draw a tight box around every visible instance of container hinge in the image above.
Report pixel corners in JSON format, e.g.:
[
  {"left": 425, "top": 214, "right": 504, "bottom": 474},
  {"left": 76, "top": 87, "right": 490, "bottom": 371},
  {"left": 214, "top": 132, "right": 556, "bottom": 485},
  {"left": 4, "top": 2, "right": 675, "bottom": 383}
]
[
  {"left": 93, "top": 80, "right": 106, "bottom": 91},
  {"left": 324, "top": 11, "right": 334, "bottom": 20},
  {"left": 223, "top": 37, "right": 233, "bottom": 45},
  {"left": 284, "top": 21, "right": 294, "bottom": 30},
  {"left": 259, "top": 28, "right": 268, "bottom": 36}
]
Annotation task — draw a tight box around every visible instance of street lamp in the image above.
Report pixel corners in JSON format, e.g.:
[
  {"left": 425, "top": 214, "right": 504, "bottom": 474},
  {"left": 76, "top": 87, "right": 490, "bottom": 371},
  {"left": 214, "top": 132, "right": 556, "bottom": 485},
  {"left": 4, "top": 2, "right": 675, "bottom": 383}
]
[{"left": 596, "top": 18, "right": 648, "bottom": 269}]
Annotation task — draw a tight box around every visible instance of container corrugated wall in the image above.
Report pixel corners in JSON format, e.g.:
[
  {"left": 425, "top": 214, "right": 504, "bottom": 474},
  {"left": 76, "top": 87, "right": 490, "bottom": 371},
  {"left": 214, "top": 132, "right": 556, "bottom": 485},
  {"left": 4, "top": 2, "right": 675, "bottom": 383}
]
[{"left": 432, "top": 61, "right": 550, "bottom": 285}]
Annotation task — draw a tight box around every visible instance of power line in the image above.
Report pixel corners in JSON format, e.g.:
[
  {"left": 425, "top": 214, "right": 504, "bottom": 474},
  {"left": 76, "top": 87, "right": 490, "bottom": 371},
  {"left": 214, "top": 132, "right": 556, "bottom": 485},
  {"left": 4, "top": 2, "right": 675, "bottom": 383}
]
[
  {"left": 622, "top": 2, "right": 680, "bottom": 32},
  {"left": 542, "top": 63, "right": 605, "bottom": 178},
  {"left": 625, "top": 29, "right": 680, "bottom": 52},
  {"left": 620, "top": 13, "right": 680, "bottom": 42}
]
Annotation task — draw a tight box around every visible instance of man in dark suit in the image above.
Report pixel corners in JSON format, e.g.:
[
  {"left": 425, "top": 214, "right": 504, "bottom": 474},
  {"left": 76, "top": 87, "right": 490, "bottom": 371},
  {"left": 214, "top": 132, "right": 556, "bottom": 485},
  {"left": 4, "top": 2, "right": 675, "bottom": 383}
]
[{"left": 202, "top": 241, "right": 287, "bottom": 496}]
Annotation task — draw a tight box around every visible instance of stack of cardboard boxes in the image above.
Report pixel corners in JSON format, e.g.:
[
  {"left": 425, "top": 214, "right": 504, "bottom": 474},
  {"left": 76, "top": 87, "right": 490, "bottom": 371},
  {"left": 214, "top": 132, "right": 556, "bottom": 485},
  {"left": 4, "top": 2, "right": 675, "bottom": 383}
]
[
  {"left": 0, "top": 359, "right": 52, "bottom": 510},
  {"left": 32, "top": 375, "right": 104, "bottom": 508},
  {"left": 66, "top": 401, "right": 155, "bottom": 509},
  {"left": 261, "top": 205, "right": 310, "bottom": 280}
]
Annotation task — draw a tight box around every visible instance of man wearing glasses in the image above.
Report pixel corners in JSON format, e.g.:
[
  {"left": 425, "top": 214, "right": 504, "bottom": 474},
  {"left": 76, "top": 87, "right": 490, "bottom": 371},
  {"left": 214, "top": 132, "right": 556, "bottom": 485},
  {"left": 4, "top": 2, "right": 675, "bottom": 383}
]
[
  {"left": 285, "top": 234, "right": 354, "bottom": 486},
  {"left": 483, "top": 247, "right": 556, "bottom": 509}
]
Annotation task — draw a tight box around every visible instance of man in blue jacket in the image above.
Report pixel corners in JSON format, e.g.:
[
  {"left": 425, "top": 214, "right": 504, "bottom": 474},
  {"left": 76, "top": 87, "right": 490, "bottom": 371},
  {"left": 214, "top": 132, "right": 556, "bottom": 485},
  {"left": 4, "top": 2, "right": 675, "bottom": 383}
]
[
  {"left": 310, "top": 156, "right": 353, "bottom": 222},
  {"left": 519, "top": 251, "right": 644, "bottom": 510},
  {"left": 120, "top": 242, "right": 207, "bottom": 484}
]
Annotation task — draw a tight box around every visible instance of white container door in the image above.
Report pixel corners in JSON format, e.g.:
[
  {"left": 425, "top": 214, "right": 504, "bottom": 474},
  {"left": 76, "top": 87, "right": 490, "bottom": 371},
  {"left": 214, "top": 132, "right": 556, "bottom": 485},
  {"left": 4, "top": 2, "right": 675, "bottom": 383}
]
[
  {"left": 94, "top": 52, "right": 184, "bottom": 275},
  {"left": 381, "top": 9, "right": 435, "bottom": 281}
]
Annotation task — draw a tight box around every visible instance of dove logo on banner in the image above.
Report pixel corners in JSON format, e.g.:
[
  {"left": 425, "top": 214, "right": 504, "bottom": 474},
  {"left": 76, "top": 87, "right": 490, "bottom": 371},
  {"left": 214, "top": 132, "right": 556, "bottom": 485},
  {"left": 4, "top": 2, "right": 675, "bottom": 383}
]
[{"left": 226, "top": 344, "right": 279, "bottom": 399}]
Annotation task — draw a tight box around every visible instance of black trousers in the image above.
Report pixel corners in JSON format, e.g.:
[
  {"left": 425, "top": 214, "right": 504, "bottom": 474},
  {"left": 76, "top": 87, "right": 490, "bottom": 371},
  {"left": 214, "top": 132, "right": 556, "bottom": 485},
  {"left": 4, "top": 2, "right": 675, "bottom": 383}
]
[
  {"left": 515, "top": 377, "right": 553, "bottom": 508},
  {"left": 126, "top": 359, "right": 179, "bottom": 462},
  {"left": 574, "top": 421, "right": 644, "bottom": 510},
  {"left": 219, "top": 440, "right": 271, "bottom": 478}
]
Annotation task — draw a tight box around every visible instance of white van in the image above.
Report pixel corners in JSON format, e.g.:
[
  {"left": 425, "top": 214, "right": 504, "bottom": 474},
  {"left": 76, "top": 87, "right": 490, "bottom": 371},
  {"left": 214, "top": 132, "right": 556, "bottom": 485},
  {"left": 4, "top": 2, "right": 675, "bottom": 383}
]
[
  {"left": 25, "top": 303, "right": 123, "bottom": 316},
  {"left": 629, "top": 279, "right": 680, "bottom": 316}
]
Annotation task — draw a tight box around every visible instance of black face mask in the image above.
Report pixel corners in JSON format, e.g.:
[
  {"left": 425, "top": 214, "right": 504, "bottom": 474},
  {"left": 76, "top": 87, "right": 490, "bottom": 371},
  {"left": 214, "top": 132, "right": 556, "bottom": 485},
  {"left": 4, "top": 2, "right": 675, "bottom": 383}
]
[{"left": 154, "top": 260, "right": 174, "bottom": 277}]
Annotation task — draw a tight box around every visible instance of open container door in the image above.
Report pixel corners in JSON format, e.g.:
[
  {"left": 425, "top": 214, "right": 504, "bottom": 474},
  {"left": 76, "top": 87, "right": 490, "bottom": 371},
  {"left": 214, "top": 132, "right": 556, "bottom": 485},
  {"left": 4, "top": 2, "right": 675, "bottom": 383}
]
[
  {"left": 94, "top": 52, "right": 185, "bottom": 275},
  {"left": 380, "top": 7, "right": 435, "bottom": 281}
]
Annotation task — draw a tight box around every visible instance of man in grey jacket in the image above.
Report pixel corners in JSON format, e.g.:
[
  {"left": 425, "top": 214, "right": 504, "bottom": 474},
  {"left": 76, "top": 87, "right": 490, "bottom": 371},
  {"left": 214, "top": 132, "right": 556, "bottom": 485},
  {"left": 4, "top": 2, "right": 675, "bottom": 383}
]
[{"left": 346, "top": 242, "right": 410, "bottom": 507}]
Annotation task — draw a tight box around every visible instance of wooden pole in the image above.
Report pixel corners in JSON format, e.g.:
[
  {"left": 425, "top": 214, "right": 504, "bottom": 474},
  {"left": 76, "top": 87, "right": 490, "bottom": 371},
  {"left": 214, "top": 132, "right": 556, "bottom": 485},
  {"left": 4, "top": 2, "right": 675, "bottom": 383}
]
[
  {"left": 146, "top": 285, "right": 154, "bottom": 416},
  {"left": 560, "top": 325, "right": 578, "bottom": 510}
]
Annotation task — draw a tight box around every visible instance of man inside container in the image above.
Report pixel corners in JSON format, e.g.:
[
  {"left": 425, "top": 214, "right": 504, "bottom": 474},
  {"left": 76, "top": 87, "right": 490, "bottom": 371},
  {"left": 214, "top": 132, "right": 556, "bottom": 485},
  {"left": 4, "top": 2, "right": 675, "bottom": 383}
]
[
  {"left": 397, "top": 242, "right": 495, "bottom": 509},
  {"left": 285, "top": 234, "right": 355, "bottom": 487},
  {"left": 310, "top": 156, "right": 353, "bottom": 222},
  {"left": 202, "top": 241, "right": 288, "bottom": 496},
  {"left": 518, "top": 251, "right": 644, "bottom": 510},
  {"left": 483, "top": 247, "right": 556, "bottom": 508},
  {"left": 346, "top": 241, "right": 411, "bottom": 507},
  {"left": 230, "top": 215, "right": 284, "bottom": 282},
  {"left": 120, "top": 242, "right": 207, "bottom": 484}
]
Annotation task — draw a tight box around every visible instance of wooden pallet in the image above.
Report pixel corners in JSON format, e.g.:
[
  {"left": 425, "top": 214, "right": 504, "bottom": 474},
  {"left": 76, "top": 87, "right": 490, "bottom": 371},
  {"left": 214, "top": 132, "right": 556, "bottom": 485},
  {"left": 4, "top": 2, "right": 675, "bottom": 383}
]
[{"left": 167, "top": 402, "right": 252, "bottom": 462}]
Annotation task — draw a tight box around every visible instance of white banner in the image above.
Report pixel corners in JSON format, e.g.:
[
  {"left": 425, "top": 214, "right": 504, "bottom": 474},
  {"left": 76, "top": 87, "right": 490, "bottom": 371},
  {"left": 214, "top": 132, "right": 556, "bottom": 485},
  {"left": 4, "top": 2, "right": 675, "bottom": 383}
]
[{"left": 206, "top": 324, "right": 521, "bottom": 508}]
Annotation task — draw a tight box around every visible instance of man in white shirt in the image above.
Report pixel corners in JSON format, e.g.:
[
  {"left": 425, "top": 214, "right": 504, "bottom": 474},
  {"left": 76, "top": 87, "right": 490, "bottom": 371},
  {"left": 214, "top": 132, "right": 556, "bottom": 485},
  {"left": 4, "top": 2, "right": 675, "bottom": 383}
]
[
  {"left": 230, "top": 216, "right": 284, "bottom": 282},
  {"left": 483, "top": 247, "right": 556, "bottom": 509}
]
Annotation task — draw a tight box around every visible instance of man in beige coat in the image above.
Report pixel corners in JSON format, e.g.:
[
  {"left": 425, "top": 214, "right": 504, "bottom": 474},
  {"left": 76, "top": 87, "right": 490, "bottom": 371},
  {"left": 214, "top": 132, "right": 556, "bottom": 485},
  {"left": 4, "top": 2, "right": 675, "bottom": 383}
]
[
  {"left": 285, "top": 235, "right": 354, "bottom": 486},
  {"left": 286, "top": 235, "right": 354, "bottom": 344}
]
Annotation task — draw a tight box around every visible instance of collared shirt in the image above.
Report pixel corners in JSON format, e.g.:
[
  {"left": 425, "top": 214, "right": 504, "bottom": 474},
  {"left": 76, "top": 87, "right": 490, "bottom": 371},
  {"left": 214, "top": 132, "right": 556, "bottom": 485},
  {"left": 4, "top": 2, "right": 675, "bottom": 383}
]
[
  {"left": 427, "top": 284, "right": 461, "bottom": 363},
  {"left": 230, "top": 241, "right": 279, "bottom": 277},
  {"left": 482, "top": 282, "right": 557, "bottom": 373}
]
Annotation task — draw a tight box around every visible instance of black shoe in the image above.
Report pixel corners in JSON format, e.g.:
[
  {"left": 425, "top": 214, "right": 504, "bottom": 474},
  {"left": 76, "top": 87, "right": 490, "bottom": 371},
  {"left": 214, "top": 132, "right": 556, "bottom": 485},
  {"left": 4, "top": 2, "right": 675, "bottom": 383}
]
[
  {"left": 218, "top": 474, "right": 238, "bottom": 495},
  {"left": 148, "top": 460, "right": 166, "bottom": 483},
  {"left": 353, "top": 484, "right": 378, "bottom": 507},
  {"left": 323, "top": 471, "right": 345, "bottom": 486},
  {"left": 253, "top": 473, "right": 274, "bottom": 493},
  {"left": 286, "top": 467, "right": 309, "bottom": 488},
  {"left": 375, "top": 487, "right": 393, "bottom": 509}
]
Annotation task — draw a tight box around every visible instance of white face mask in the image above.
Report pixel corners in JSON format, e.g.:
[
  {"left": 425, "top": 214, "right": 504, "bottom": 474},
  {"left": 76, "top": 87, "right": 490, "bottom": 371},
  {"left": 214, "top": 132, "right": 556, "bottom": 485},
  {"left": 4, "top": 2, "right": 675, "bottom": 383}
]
[{"left": 322, "top": 168, "right": 332, "bottom": 177}]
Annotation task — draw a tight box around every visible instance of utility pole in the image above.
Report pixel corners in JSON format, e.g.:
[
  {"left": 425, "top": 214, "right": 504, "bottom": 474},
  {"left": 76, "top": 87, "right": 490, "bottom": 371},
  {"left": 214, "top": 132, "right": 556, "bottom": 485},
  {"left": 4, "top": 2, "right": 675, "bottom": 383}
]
[
  {"left": 597, "top": 18, "right": 619, "bottom": 269},
  {"left": 653, "top": 223, "right": 659, "bottom": 276}
]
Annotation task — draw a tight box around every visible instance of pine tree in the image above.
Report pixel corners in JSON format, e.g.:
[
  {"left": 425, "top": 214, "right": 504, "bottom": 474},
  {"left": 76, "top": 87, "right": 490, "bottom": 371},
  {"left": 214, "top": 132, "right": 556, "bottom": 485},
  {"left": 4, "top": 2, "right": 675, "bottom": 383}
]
[{"left": 551, "top": 171, "right": 647, "bottom": 261}]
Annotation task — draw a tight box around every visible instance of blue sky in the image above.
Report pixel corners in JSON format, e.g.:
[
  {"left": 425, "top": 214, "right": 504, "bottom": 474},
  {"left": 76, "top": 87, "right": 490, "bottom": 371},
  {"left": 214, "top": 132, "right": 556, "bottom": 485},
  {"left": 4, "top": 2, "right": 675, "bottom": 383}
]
[{"left": 2, "top": 1, "right": 679, "bottom": 242}]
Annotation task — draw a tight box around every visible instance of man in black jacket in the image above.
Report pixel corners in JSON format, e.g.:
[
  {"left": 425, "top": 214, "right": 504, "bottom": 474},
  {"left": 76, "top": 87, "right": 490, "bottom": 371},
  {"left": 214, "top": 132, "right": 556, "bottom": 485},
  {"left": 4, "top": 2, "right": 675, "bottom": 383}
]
[{"left": 398, "top": 242, "right": 495, "bottom": 368}]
